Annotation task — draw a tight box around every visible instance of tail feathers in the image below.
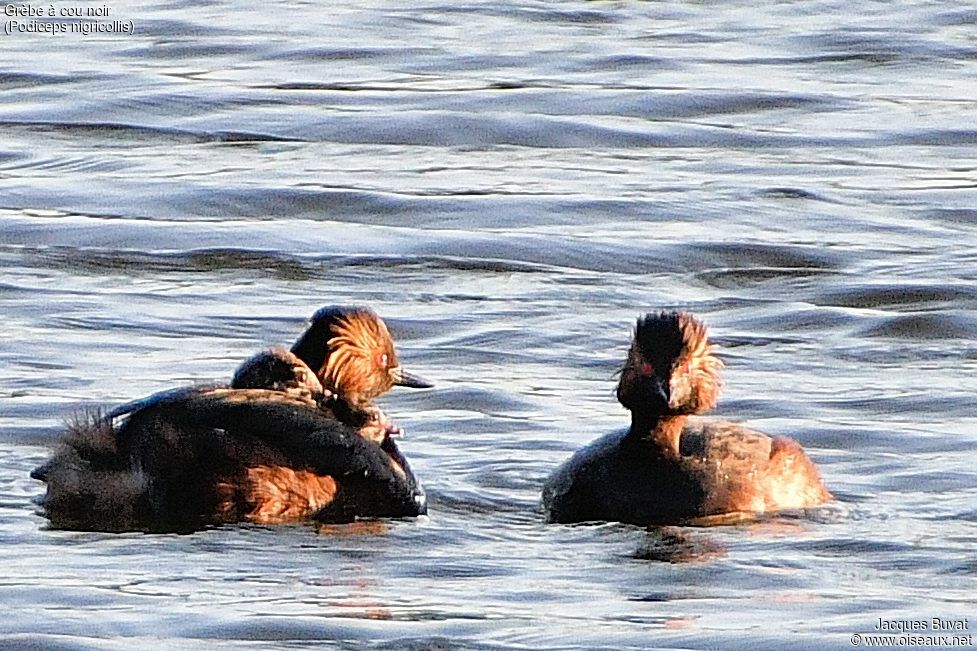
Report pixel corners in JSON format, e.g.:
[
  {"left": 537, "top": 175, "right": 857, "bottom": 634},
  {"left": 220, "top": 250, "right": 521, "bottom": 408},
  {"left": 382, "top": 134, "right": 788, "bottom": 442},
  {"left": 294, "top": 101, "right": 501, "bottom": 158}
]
[
  {"left": 32, "top": 413, "right": 153, "bottom": 532},
  {"left": 31, "top": 412, "right": 120, "bottom": 484},
  {"left": 62, "top": 411, "right": 122, "bottom": 464}
]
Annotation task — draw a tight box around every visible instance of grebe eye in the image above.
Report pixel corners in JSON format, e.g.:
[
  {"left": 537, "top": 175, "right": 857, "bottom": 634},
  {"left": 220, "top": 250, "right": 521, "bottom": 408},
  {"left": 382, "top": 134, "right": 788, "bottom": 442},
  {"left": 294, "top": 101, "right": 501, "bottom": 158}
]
[
  {"left": 639, "top": 362, "right": 654, "bottom": 377},
  {"left": 379, "top": 353, "right": 388, "bottom": 368}
]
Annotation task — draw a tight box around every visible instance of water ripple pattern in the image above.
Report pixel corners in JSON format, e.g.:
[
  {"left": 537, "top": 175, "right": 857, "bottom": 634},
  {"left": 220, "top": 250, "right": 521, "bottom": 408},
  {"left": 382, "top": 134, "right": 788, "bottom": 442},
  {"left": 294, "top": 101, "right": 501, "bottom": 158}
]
[{"left": 1, "top": 1, "right": 975, "bottom": 649}]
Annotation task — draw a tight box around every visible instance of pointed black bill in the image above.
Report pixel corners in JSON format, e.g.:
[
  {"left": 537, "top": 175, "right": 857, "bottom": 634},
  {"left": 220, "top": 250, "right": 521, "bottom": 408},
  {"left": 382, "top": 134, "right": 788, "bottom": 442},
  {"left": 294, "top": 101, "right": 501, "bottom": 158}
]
[{"left": 392, "top": 367, "right": 434, "bottom": 389}]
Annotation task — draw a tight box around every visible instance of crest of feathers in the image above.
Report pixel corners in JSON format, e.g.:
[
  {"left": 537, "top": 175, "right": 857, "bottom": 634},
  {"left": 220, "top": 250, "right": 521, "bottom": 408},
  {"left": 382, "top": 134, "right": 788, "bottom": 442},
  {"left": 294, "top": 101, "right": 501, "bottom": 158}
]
[
  {"left": 627, "top": 310, "right": 725, "bottom": 414},
  {"left": 674, "top": 312, "right": 724, "bottom": 412},
  {"left": 319, "top": 309, "right": 397, "bottom": 408}
]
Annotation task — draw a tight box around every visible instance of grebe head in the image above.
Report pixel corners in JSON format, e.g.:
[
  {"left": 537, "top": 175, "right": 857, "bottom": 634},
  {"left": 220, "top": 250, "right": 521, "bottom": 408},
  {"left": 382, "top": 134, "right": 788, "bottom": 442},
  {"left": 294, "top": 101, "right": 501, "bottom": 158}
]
[
  {"left": 616, "top": 311, "right": 724, "bottom": 416},
  {"left": 231, "top": 348, "right": 324, "bottom": 397},
  {"left": 290, "top": 306, "right": 432, "bottom": 409}
]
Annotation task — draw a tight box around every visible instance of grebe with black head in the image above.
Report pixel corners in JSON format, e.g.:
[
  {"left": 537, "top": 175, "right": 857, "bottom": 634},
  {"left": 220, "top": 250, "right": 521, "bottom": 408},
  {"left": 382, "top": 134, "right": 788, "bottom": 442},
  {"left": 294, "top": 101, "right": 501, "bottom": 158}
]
[
  {"left": 31, "top": 306, "right": 433, "bottom": 532},
  {"left": 542, "top": 311, "right": 832, "bottom": 526}
]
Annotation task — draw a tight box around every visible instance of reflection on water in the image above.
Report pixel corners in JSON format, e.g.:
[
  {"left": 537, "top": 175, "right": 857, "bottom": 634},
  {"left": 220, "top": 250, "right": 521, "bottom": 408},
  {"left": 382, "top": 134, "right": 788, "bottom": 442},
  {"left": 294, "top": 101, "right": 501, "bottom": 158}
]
[
  {"left": 2, "top": 0, "right": 977, "bottom": 648},
  {"left": 632, "top": 527, "right": 727, "bottom": 564}
]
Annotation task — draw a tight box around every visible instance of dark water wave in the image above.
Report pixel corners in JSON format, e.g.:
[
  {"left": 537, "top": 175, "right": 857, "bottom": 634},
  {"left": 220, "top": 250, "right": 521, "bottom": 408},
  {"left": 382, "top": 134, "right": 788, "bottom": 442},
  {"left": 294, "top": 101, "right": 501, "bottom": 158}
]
[
  {"left": 5, "top": 213, "right": 849, "bottom": 276},
  {"left": 755, "top": 187, "right": 840, "bottom": 202},
  {"left": 812, "top": 284, "right": 977, "bottom": 309},
  {"left": 6, "top": 244, "right": 585, "bottom": 277},
  {"left": 5, "top": 114, "right": 976, "bottom": 154},
  {"left": 385, "top": 4, "right": 620, "bottom": 25},
  {"left": 796, "top": 31, "right": 977, "bottom": 65},
  {"left": 0, "top": 72, "right": 79, "bottom": 89},
  {"left": 857, "top": 312, "right": 976, "bottom": 339},
  {"left": 264, "top": 46, "right": 443, "bottom": 63},
  {"left": 0, "top": 120, "right": 300, "bottom": 144}
]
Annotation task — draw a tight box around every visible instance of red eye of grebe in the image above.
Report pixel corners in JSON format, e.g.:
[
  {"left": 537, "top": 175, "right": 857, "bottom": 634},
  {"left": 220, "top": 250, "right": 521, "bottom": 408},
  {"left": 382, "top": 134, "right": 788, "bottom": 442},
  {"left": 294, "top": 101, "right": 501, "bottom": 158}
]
[
  {"left": 378, "top": 353, "right": 389, "bottom": 369},
  {"left": 639, "top": 362, "right": 654, "bottom": 377}
]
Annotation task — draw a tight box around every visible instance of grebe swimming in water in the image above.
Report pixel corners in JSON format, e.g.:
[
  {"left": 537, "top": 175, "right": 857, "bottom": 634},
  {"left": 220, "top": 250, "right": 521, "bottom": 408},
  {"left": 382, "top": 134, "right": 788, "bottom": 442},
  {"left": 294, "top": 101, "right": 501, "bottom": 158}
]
[
  {"left": 31, "top": 306, "right": 433, "bottom": 532},
  {"left": 542, "top": 311, "right": 831, "bottom": 525},
  {"left": 232, "top": 305, "right": 431, "bottom": 441}
]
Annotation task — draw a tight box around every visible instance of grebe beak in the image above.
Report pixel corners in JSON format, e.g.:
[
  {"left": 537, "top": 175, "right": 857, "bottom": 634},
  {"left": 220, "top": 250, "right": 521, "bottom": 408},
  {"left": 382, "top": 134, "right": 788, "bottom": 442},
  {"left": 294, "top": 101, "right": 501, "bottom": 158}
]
[
  {"left": 650, "top": 376, "right": 670, "bottom": 407},
  {"left": 390, "top": 366, "right": 434, "bottom": 389}
]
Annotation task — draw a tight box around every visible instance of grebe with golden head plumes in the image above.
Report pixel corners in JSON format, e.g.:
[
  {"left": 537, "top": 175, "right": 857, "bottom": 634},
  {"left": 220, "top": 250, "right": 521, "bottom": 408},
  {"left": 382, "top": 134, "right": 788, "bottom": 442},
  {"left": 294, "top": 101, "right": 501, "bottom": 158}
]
[
  {"left": 542, "top": 311, "right": 832, "bottom": 525},
  {"left": 31, "top": 306, "right": 432, "bottom": 532},
  {"left": 233, "top": 306, "right": 431, "bottom": 442}
]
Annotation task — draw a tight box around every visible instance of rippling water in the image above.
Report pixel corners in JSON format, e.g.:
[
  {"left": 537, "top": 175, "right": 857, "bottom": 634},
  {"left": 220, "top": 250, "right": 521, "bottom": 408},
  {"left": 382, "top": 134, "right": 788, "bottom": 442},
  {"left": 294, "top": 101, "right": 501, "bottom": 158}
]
[{"left": 2, "top": 0, "right": 976, "bottom": 648}]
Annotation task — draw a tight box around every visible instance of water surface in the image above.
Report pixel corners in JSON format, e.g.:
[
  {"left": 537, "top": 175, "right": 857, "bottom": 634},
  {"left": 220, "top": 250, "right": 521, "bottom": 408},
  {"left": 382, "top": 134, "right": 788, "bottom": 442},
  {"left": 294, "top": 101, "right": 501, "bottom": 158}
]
[{"left": 1, "top": 1, "right": 976, "bottom": 649}]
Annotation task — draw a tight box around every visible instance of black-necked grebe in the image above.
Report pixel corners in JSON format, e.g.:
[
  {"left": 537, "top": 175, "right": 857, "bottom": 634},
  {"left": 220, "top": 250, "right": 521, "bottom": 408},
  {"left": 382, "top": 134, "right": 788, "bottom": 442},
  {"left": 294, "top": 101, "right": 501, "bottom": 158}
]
[
  {"left": 235, "top": 306, "right": 431, "bottom": 442},
  {"left": 542, "top": 311, "right": 831, "bottom": 525},
  {"left": 31, "top": 306, "right": 432, "bottom": 532}
]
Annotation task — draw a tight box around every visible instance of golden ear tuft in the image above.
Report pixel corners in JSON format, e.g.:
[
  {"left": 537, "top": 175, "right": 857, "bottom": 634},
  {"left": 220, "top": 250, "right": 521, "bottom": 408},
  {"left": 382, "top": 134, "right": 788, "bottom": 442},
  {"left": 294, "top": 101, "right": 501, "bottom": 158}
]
[
  {"left": 319, "top": 309, "right": 397, "bottom": 404},
  {"left": 675, "top": 312, "right": 724, "bottom": 410}
]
